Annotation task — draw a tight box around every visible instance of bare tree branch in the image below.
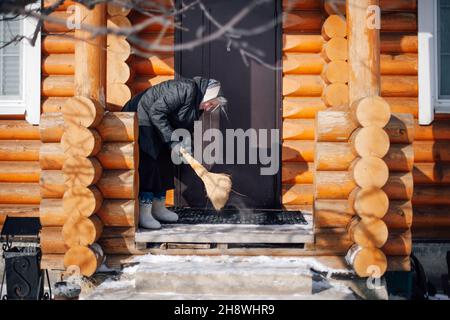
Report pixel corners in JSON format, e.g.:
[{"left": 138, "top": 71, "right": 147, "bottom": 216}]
[{"left": 0, "top": 0, "right": 291, "bottom": 69}]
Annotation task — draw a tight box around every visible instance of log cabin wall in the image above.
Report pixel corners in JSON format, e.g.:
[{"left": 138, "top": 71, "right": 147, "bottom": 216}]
[
  {"left": 1, "top": 0, "right": 448, "bottom": 273},
  {"left": 281, "top": 0, "right": 324, "bottom": 212}
]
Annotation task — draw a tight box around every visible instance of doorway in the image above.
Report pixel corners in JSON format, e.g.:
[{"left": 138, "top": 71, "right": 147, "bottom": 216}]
[{"left": 174, "top": 0, "right": 282, "bottom": 210}]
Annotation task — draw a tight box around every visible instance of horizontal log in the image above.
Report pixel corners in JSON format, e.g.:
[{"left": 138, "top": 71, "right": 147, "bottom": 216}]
[
  {"left": 281, "top": 162, "right": 314, "bottom": 184},
  {"left": 413, "top": 185, "right": 450, "bottom": 205},
  {"left": 350, "top": 187, "right": 390, "bottom": 219},
  {"left": 414, "top": 120, "right": 450, "bottom": 141},
  {"left": 96, "top": 200, "right": 137, "bottom": 227},
  {"left": 63, "top": 186, "right": 103, "bottom": 217},
  {"left": 97, "top": 170, "right": 137, "bottom": 199},
  {"left": 129, "top": 55, "right": 175, "bottom": 76},
  {"left": 40, "top": 170, "right": 65, "bottom": 199},
  {"left": 98, "top": 227, "right": 145, "bottom": 255},
  {"left": 40, "top": 112, "right": 64, "bottom": 143},
  {"left": 39, "top": 143, "right": 64, "bottom": 170},
  {"left": 0, "top": 161, "right": 40, "bottom": 183},
  {"left": 314, "top": 171, "right": 357, "bottom": 200},
  {"left": 283, "top": 53, "right": 324, "bottom": 75},
  {"left": 283, "top": 97, "right": 326, "bottom": 119},
  {"left": 382, "top": 230, "right": 412, "bottom": 256},
  {"left": 42, "top": 75, "right": 74, "bottom": 97},
  {"left": 283, "top": 33, "right": 417, "bottom": 55},
  {"left": 350, "top": 127, "right": 390, "bottom": 158},
  {"left": 351, "top": 157, "right": 389, "bottom": 189},
  {"left": 413, "top": 163, "right": 450, "bottom": 185},
  {"left": 41, "top": 254, "right": 65, "bottom": 270},
  {"left": 380, "top": 54, "right": 417, "bottom": 75},
  {"left": 40, "top": 227, "right": 67, "bottom": 254},
  {"left": 283, "top": 0, "right": 322, "bottom": 10},
  {"left": 322, "top": 15, "right": 347, "bottom": 40},
  {"left": 43, "top": 0, "right": 76, "bottom": 11},
  {"left": 411, "top": 227, "right": 450, "bottom": 240},
  {"left": 43, "top": 11, "right": 71, "bottom": 33},
  {"left": 315, "top": 228, "right": 352, "bottom": 253},
  {"left": 39, "top": 142, "right": 139, "bottom": 170},
  {"left": 385, "top": 97, "right": 418, "bottom": 117},
  {"left": 106, "top": 83, "right": 132, "bottom": 112},
  {"left": 282, "top": 11, "right": 323, "bottom": 32},
  {"left": 63, "top": 156, "right": 103, "bottom": 188},
  {"left": 107, "top": 19, "right": 131, "bottom": 59},
  {"left": 350, "top": 96, "right": 391, "bottom": 128},
  {"left": 107, "top": 59, "right": 131, "bottom": 84},
  {"left": 315, "top": 108, "right": 357, "bottom": 142},
  {"left": 130, "top": 34, "right": 174, "bottom": 55},
  {"left": 315, "top": 171, "right": 413, "bottom": 200},
  {"left": 107, "top": 3, "right": 132, "bottom": 16},
  {"left": 283, "top": 34, "right": 324, "bottom": 53},
  {"left": 322, "top": 83, "right": 349, "bottom": 107},
  {"left": 0, "top": 204, "right": 40, "bottom": 224},
  {"left": 314, "top": 199, "right": 413, "bottom": 229},
  {"left": 322, "top": 61, "right": 349, "bottom": 84},
  {"left": 413, "top": 141, "right": 450, "bottom": 162},
  {"left": 281, "top": 184, "right": 313, "bottom": 205},
  {"left": 42, "top": 54, "right": 75, "bottom": 75},
  {"left": 64, "top": 244, "right": 104, "bottom": 277},
  {"left": 316, "top": 110, "right": 414, "bottom": 144},
  {"left": 42, "top": 97, "right": 68, "bottom": 113},
  {"left": 0, "top": 121, "right": 40, "bottom": 140},
  {"left": 315, "top": 142, "right": 413, "bottom": 172},
  {"left": 61, "top": 127, "right": 102, "bottom": 157},
  {"left": 63, "top": 96, "right": 104, "bottom": 128},
  {"left": 322, "top": 37, "right": 348, "bottom": 62},
  {"left": 324, "top": 0, "right": 417, "bottom": 15},
  {"left": 40, "top": 199, "right": 67, "bottom": 227},
  {"left": 383, "top": 172, "right": 414, "bottom": 201},
  {"left": 381, "top": 75, "right": 418, "bottom": 97},
  {"left": 42, "top": 34, "right": 75, "bottom": 54},
  {"left": 63, "top": 215, "right": 104, "bottom": 247},
  {"left": 282, "top": 140, "right": 315, "bottom": 162},
  {"left": 282, "top": 75, "right": 324, "bottom": 97},
  {"left": 97, "top": 112, "right": 138, "bottom": 142},
  {"left": 380, "top": 33, "right": 418, "bottom": 54},
  {"left": 349, "top": 217, "right": 389, "bottom": 248},
  {"left": 317, "top": 228, "right": 413, "bottom": 257},
  {"left": 381, "top": 13, "right": 417, "bottom": 33},
  {"left": 96, "top": 142, "right": 138, "bottom": 170},
  {"left": 0, "top": 183, "right": 40, "bottom": 204},
  {"left": 347, "top": 245, "right": 388, "bottom": 278},
  {"left": 0, "top": 140, "right": 40, "bottom": 161},
  {"left": 412, "top": 205, "right": 450, "bottom": 228},
  {"left": 282, "top": 119, "right": 315, "bottom": 140}
]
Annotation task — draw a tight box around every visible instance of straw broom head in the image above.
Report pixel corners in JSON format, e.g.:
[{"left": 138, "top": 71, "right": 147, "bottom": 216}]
[{"left": 180, "top": 148, "right": 232, "bottom": 211}]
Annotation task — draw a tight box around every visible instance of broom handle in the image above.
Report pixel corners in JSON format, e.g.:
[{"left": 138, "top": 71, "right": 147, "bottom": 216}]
[{"left": 179, "top": 147, "right": 208, "bottom": 178}]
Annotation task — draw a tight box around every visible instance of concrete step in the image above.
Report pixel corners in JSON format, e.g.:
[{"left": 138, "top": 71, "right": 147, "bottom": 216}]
[{"left": 133, "top": 255, "right": 355, "bottom": 297}]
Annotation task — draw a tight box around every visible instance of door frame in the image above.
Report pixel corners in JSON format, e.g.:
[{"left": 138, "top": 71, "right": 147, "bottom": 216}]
[{"left": 173, "top": 0, "right": 283, "bottom": 209}]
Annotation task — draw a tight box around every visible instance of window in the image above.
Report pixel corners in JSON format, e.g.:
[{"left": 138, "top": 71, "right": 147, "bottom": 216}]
[{"left": 0, "top": 1, "right": 41, "bottom": 124}]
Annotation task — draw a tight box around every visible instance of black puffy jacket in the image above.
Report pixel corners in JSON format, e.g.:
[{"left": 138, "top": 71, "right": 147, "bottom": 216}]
[{"left": 122, "top": 77, "right": 209, "bottom": 160}]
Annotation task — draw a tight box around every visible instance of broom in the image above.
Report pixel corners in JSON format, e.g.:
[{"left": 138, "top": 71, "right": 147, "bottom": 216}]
[{"left": 179, "top": 147, "right": 232, "bottom": 211}]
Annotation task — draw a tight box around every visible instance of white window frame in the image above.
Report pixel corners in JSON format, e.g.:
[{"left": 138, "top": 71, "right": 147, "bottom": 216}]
[{"left": 0, "top": 1, "right": 41, "bottom": 124}]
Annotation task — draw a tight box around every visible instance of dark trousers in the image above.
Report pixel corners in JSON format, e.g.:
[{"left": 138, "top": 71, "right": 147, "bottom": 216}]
[{"left": 139, "top": 147, "right": 175, "bottom": 193}]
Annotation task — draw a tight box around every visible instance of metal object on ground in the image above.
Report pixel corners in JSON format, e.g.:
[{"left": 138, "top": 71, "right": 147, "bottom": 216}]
[
  {"left": 53, "top": 281, "right": 81, "bottom": 300},
  {"left": 0, "top": 217, "right": 51, "bottom": 300},
  {"left": 168, "top": 208, "right": 308, "bottom": 225}
]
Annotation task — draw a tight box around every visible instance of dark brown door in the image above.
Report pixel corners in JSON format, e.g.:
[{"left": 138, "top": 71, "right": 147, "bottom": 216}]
[{"left": 175, "top": 0, "right": 282, "bottom": 209}]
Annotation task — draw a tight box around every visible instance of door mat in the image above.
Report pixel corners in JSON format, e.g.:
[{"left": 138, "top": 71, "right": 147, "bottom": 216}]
[{"left": 167, "top": 208, "right": 308, "bottom": 225}]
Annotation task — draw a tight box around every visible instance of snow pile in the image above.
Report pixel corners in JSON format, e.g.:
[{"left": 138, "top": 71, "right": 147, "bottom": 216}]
[{"left": 81, "top": 254, "right": 357, "bottom": 300}]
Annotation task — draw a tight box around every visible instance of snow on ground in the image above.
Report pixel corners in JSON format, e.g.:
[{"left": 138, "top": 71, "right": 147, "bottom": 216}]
[{"left": 80, "top": 254, "right": 360, "bottom": 300}]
